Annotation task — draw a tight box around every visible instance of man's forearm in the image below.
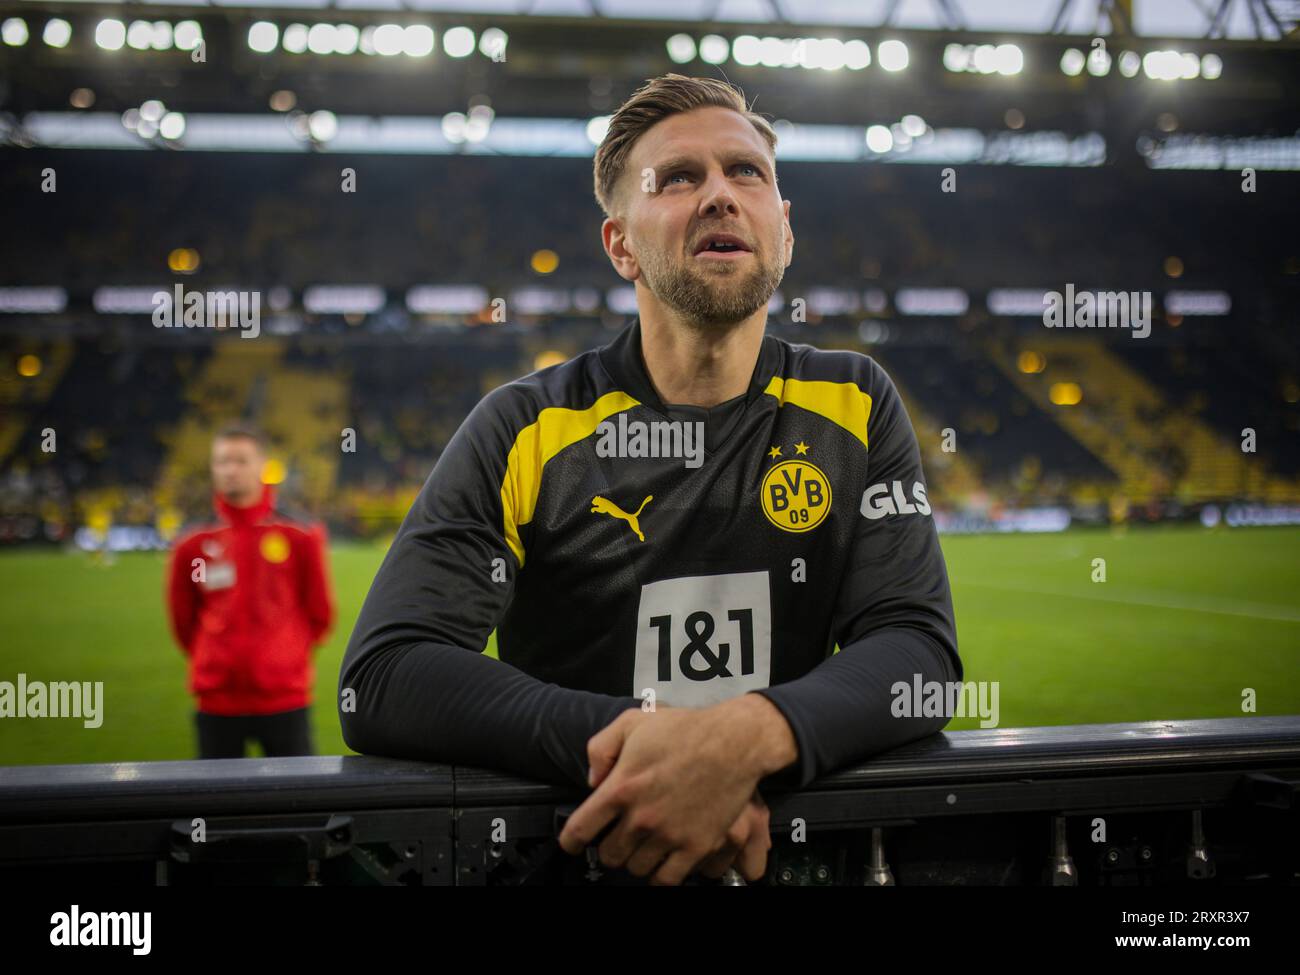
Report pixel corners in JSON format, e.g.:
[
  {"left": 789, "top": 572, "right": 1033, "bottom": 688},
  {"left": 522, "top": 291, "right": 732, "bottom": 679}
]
[
  {"left": 341, "top": 641, "right": 641, "bottom": 789},
  {"left": 754, "top": 629, "right": 958, "bottom": 791}
]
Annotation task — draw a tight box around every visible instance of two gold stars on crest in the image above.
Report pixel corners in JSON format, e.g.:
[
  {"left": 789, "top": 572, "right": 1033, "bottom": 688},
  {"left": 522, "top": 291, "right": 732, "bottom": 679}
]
[{"left": 768, "top": 441, "right": 810, "bottom": 460}]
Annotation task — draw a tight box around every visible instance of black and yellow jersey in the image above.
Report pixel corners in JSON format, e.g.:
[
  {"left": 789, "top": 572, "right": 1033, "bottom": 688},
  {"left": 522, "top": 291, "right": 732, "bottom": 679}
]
[{"left": 341, "top": 317, "right": 961, "bottom": 791}]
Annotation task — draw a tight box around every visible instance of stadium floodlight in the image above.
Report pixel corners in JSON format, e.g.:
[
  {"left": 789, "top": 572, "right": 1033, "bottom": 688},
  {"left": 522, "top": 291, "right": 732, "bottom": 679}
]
[
  {"left": 573, "top": 286, "right": 600, "bottom": 312},
  {"left": 586, "top": 115, "right": 611, "bottom": 146},
  {"left": 307, "top": 23, "right": 336, "bottom": 56},
  {"left": 1049, "top": 382, "right": 1082, "bottom": 406},
  {"left": 1143, "top": 50, "right": 1182, "bottom": 81},
  {"left": 666, "top": 33, "right": 695, "bottom": 64},
  {"left": 942, "top": 43, "right": 968, "bottom": 72},
  {"left": 1017, "top": 350, "right": 1046, "bottom": 373},
  {"left": 805, "top": 38, "right": 847, "bottom": 71},
  {"left": 140, "top": 99, "right": 165, "bottom": 123},
  {"left": 844, "top": 39, "right": 870, "bottom": 69},
  {"left": 890, "top": 123, "right": 912, "bottom": 150},
  {"left": 994, "top": 43, "right": 1023, "bottom": 75},
  {"left": 732, "top": 35, "right": 760, "bottom": 66},
  {"left": 865, "top": 124, "right": 893, "bottom": 153},
  {"left": 1087, "top": 46, "right": 1111, "bottom": 76},
  {"left": 896, "top": 288, "right": 969, "bottom": 316},
  {"left": 2, "top": 17, "right": 29, "bottom": 46},
  {"left": 791, "top": 37, "right": 811, "bottom": 68},
  {"left": 699, "top": 34, "right": 728, "bottom": 65},
  {"left": 0, "top": 287, "right": 67, "bottom": 314},
  {"left": 825, "top": 38, "right": 851, "bottom": 71},
  {"left": 406, "top": 285, "right": 489, "bottom": 315},
  {"left": 359, "top": 26, "right": 375, "bottom": 56},
  {"left": 137, "top": 117, "right": 158, "bottom": 139},
  {"left": 441, "top": 112, "right": 467, "bottom": 144},
  {"left": 373, "top": 24, "right": 403, "bottom": 57},
  {"left": 174, "top": 21, "right": 201, "bottom": 52},
  {"left": 758, "top": 36, "right": 790, "bottom": 68},
  {"left": 1165, "top": 290, "right": 1231, "bottom": 316},
  {"left": 1200, "top": 53, "right": 1222, "bottom": 80},
  {"left": 308, "top": 110, "right": 338, "bottom": 143},
  {"left": 334, "top": 24, "right": 359, "bottom": 56},
  {"left": 159, "top": 112, "right": 186, "bottom": 140},
  {"left": 479, "top": 27, "right": 507, "bottom": 60},
  {"left": 1060, "top": 48, "right": 1084, "bottom": 76},
  {"left": 43, "top": 18, "right": 71, "bottom": 48},
  {"left": 1179, "top": 52, "right": 1200, "bottom": 79},
  {"left": 607, "top": 286, "right": 637, "bottom": 315},
  {"left": 95, "top": 19, "right": 126, "bottom": 51},
  {"left": 465, "top": 103, "right": 493, "bottom": 142},
  {"left": 989, "top": 289, "right": 1054, "bottom": 316},
  {"left": 443, "top": 26, "right": 474, "bottom": 58},
  {"left": 127, "top": 20, "right": 153, "bottom": 51},
  {"left": 92, "top": 287, "right": 170, "bottom": 314},
  {"left": 402, "top": 25, "right": 434, "bottom": 58},
  {"left": 1118, "top": 50, "right": 1140, "bottom": 77},
  {"left": 971, "top": 44, "right": 996, "bottom": 73},
  {"left": 150, "top": 21, "right": 173, "bottom": 51},
  {"left": 121, "top": 108, "right": 140, "bottom": 132},
  {"left": 303, "top": 286, "right": 384, "bottom": 315},
  {"left": 283, "top": 23, "right": 308, "bottom": 55},
  {"left": 901, "top": 114, "right": 926, "bottom": 138},
  {"left": 877, "top": 39, "right": 908, "bottom": 72}
]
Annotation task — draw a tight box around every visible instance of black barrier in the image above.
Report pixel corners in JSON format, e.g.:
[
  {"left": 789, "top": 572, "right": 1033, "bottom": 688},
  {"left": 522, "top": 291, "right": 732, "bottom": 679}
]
[{"left": 0, "top": 717, "right": 1296, "bottom": 886}]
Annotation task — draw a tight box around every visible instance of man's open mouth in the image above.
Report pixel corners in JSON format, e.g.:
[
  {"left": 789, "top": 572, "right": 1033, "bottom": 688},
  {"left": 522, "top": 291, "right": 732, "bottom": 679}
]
[{"left": 693, "top": 233, "right": 752, "bottom": 257}]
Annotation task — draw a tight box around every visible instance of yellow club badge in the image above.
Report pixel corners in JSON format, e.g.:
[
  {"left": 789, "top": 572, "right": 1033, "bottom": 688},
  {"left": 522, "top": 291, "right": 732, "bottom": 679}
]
[
  {"left": 260, "top": 530, "right": 290, "bottom": 564},
  {"left": 761, "top": 445, "right": 831, "bottom": 533}
]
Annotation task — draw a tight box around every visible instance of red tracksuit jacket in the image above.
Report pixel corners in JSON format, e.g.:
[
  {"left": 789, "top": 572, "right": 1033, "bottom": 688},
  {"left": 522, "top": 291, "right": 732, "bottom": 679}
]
[{"left": 166, "top": 483, "right": 335, "bottom": 716}]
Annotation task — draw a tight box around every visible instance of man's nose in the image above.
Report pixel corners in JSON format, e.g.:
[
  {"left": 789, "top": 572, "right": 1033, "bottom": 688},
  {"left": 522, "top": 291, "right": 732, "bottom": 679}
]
[{"left": 698, "top": 172, "right": 739, "bottom": 218}]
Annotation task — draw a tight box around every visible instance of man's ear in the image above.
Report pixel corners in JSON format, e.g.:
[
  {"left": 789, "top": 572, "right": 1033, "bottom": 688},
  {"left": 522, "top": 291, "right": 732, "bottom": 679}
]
[{"left": 603, "top": 216, "right": 639, "bottom": 283}]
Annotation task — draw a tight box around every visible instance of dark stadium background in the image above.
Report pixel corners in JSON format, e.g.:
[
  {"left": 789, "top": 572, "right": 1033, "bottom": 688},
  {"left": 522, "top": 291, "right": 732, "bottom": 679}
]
[{"left": 0, "top": 0, "right": 1297, "bottom": 764}]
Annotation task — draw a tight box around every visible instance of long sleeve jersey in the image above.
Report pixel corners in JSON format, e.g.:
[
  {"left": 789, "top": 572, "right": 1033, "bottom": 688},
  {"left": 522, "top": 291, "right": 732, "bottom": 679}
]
[{"left": 340, "top": 317, "right": 962, "bottom": 792}]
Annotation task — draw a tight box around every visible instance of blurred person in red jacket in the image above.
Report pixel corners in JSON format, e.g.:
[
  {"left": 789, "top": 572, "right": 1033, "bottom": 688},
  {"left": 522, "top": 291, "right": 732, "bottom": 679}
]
[{"left": 166, "top": 424, "right": 335, "bottom": 758}]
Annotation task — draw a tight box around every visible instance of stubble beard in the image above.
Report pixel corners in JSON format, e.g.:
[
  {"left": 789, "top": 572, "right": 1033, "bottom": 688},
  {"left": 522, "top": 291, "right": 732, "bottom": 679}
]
[{"left": 639, "top": 235, "right": 786, "bottom": 331}]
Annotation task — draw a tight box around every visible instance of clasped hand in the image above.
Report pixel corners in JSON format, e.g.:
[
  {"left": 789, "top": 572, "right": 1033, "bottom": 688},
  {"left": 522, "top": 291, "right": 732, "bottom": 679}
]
[{"left": 556, "top": 699, "right": 784, "bottom": 885}]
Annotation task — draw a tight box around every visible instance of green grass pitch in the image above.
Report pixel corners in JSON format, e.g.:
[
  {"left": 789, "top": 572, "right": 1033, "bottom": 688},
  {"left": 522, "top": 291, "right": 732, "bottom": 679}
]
[{"left": 0, "top": 525, "right": 1296, "bottom": 766}]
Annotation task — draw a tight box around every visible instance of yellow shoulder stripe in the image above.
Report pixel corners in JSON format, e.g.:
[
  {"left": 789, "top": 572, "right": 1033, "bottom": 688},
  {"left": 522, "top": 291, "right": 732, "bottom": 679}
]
[
  {"left": 500, "top": 390, "right": 640, "bottom": 567},
  {"left": 763, "top": 376, "right": 873, "bottom": 452}
]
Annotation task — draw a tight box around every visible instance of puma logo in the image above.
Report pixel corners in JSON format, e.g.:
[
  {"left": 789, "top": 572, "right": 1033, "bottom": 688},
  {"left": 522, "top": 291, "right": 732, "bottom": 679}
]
[{"left": 591, "top": 495, "right": 653, "bottom": 542}]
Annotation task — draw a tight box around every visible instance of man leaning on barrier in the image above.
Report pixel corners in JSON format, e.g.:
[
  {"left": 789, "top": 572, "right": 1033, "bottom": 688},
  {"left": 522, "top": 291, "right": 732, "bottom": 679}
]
[{"left": 341, "top": 74, "right": 962, "bottom": 886}]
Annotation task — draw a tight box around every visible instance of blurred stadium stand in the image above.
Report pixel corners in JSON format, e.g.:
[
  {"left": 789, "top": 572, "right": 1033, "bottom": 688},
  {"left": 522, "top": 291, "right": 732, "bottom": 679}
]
[{"left": 1, "top": 2, "right": 1298, "bottom": 544}]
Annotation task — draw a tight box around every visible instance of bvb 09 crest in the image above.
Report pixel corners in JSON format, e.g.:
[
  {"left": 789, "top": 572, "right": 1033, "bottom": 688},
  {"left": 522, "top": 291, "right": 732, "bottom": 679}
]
[{"left": 761, "top": 449, "right": 831, "bottom": 533}]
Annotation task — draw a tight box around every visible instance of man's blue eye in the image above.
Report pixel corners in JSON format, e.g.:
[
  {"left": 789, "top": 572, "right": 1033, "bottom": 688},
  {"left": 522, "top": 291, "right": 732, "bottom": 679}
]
[{"left": 663, "top": 166, "right": 758, "bottom": 185}]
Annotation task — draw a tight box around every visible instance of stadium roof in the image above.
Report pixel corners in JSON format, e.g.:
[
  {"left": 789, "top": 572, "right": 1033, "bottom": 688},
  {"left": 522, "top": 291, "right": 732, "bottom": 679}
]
[{"left": 11, "top": 0, "right": 1300, "bottom": 41}]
